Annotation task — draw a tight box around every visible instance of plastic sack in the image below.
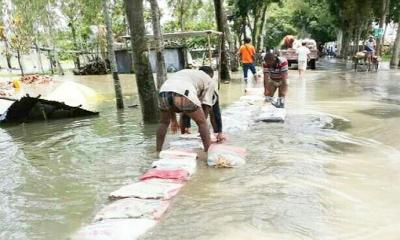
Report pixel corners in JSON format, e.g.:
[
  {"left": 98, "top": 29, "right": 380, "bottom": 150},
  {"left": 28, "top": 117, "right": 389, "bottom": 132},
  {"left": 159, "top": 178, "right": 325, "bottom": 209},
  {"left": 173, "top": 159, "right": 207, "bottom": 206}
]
[
  {"left": 169, "top": 139, "right": 203, "bottom": 150},
  {"left": 159, "top": 150, "right": 197, "bottom": 160},
  {"left": 151, "top": 158, "right": 197, "bottom": 175},
  {"left": 178, "top": 134, "right": 200, "bottom": 140},
  {"left": 179, "top": 133, "right": 217, "bottom": 143},
  {"left": 207, "top": 144, "right": 247, "bottom": 168},
  {"left": 239, "top": 95, "right": 264, "bottom": 103},
  {"left": 109, "top": 179, "right": 183, "bottom": 200},
  {"left": 139, "top": 169, "right": 190, "bottom": 181},
  {"left": 71, "top": 219, "right": 156, "bottom": 240},
  {"left": 93, "top": 198, "right": 169, "bottom": 222},
  {"left": 245, "top": 87, "right": 264, "bottom": 96},
  {"left": 256, "top": 105, "right": 286, "bottom": 122}
]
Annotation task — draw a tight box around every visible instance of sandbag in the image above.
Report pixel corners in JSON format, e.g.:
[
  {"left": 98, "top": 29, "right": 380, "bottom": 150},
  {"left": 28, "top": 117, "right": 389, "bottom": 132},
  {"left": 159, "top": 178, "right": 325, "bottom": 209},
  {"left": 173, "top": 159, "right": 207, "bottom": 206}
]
[
  {"left": 169, "top": 139, "right": 203, "bottom": 150},
  {"left": 245, "top": 87, "right": 264, "bottom": 96},
  {"left": 239, "top": 95, "right": 264, "bottom": 103},
  {"left": 256, "top": 105, "right": 286, "bottom": 122},
  {"left": 179, "top": 133, "right": 217, "bottom": 143},
  {"left": 139, "top": 169, "right": 190, "bottom": 181},
  {"left": 151, "top": 158, "right": 197, "bottom": 175},
  {"left": 93, "top": 198, "right": 169, "bottom": 222},
  {"left": 71, "top": 219, "right": 156, "bottom": 240},
  {"left": 159, "top": 150, "right": 197, "bottom": 160},
  {"left": 207, "top": 144, "right": 247, "bottom": 168},
  {"left": 109, "top": 179, "right": 183, "bottom": 200},
  {"left": 178, "top": 134, "right": 200, "bottom": 140}
]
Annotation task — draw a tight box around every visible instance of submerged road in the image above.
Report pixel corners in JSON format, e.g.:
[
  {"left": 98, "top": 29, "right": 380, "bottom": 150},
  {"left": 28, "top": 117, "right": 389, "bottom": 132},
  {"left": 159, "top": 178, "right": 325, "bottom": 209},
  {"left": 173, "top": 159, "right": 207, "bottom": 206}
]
[{"left": 1, "top": 58, "right": 400, "bottom": 239}]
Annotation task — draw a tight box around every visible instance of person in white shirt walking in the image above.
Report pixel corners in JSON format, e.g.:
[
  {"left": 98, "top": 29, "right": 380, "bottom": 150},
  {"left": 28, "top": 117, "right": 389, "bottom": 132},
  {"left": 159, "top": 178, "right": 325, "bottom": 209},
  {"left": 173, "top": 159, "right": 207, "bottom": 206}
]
[{"left": 296, "top": 42, "right": 311, "bottom": 78}]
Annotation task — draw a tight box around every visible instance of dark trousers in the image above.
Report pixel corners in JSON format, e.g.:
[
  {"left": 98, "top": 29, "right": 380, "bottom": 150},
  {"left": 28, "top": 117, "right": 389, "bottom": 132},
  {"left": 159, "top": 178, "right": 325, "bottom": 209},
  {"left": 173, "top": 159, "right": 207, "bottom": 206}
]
[
  {"left": 242, "top": 63, "right": 256, "bottom": 81},
  {"left": 181, "top": 98, "right": 222, "bottom": 133}
]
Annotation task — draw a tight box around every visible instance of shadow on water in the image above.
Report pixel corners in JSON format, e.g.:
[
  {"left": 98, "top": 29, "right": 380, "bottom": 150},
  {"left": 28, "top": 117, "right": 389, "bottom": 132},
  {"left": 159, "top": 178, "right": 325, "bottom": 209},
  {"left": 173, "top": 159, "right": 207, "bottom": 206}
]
[{"left": 2, "top": 60, "right": 400, "bottom": 240}]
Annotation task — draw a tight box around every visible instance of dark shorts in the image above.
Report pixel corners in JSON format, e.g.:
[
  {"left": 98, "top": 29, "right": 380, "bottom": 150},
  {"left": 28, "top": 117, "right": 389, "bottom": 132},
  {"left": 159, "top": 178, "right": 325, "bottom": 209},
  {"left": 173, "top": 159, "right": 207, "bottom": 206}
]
[{"left": 159, "top": 92, "right": 198, "bottom": 113}]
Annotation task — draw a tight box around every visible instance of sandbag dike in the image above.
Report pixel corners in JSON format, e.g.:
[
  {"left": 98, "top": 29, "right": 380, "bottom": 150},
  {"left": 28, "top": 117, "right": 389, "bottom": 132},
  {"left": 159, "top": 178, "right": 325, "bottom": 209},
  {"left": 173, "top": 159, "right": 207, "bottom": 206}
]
[{"left": 71, "top": 88, "right": 282, "bottom": 240}]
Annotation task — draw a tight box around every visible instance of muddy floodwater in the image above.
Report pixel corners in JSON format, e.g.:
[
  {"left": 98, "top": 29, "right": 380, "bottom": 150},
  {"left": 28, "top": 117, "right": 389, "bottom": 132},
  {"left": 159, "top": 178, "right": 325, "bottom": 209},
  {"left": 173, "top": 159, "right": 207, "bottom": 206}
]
[{"left": 1, "top": 58, "right": 400, "bottom": 240}]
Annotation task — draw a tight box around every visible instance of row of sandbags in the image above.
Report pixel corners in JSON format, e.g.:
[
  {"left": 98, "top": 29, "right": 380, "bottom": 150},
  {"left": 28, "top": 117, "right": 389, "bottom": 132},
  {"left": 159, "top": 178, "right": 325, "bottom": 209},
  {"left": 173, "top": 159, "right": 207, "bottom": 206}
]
[
  {"left": 71, "top": 93, "right": 257, "bottom": 239},
  {"left": 71, "top": 135, "right": 248, "bottom": 239},
  {"left": 71, "top": 145, "right": 199, "bottom": 240},
  {"left": 222, "top": 88, "right": 286, "bottom": 134}
]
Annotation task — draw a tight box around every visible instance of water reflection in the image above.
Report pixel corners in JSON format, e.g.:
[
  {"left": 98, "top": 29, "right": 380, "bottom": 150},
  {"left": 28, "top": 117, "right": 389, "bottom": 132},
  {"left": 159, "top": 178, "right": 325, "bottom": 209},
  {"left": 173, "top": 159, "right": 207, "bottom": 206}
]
[{"left": 1, "top": 60, "right": 400, "bottom": 240}]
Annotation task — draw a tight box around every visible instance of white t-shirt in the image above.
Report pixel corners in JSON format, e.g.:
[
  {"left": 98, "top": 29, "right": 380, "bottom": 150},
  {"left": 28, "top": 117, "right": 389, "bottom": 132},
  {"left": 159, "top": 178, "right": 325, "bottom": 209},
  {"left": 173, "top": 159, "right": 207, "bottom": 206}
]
[
  {"left": 296, "top": 46, "right": 311, "bottom": 62},
  {"left": 365, "top": 40, "right": 375, "bottom": 50},
  {"left": 159, "top": 69, "right": 216, "bottom": 107}
]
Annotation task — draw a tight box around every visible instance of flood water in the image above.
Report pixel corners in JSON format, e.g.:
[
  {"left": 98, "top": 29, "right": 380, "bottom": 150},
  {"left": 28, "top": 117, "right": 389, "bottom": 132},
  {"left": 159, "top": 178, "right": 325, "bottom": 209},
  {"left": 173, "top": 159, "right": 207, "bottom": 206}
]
[{"left": 1, "top": 58, "right": 400, "bottom": 239}]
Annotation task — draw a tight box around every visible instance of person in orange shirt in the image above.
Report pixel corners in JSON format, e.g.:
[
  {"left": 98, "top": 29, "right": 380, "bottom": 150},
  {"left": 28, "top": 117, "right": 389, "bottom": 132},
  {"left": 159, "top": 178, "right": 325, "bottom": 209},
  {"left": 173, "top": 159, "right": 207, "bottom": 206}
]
[{"left": 238, "top": 37, "right": 258, "bottom": 84}]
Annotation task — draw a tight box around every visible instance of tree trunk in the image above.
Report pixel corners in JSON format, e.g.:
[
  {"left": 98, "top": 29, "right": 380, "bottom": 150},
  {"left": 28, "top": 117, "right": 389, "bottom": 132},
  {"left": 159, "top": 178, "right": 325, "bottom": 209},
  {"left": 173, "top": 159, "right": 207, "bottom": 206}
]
[
  {"left": 103, "top": 0, "right": 124, "bottom": 109},
  {"left": 341, "top": 31, "right": 351, "bottom": 60},
  {"left": 213, "top": 0, "right": 231, "bottom": 81},
  {"left": 390, "top": 23, "right": 400, "bottom": 67},
  {"left": 48, "top": 51, "right": 54, "bottom": 75},
  {"left": 124, "top": 0, "right": 159, "bottom": 122},
  {"left": 53, "top": 49, "right": 64, "bottom": 75},
  {"left": 70, "top": 22, "right": 81, "bottom": 69},
  {"left": 149, "top": 0, "right": 167, "bottom": 89},
  {"left": 5, "top": 41, "right": 12, "bottom": 69},
  {"left": 256, "top": 5, "right": 268, "bottom": 51},
  {"left": 17, "top": 50, "right": 24, "bottom": 76},
  {"left": 336, "top": 29, "right": 343, "bottom": 56},
  {"left": 179, "top": 0, "right": 185, "bottom": 31},
  {"left": 242, "top": 16, "right": 247, "bottom": 40},
  {"left": 34, "top": 40, "right": 45, "bottom": 74},
  {"left": 382, "top": 22, "right": 389, "bottom": 47},
  {"left": 354, "top": 27, "right": 361, "bottom": 55},
  {"left": 376, "top": 0, "right": 391, "bottom": 56},
  {"left": 251, "top": 7, "right": 260, "bottom": 48}
]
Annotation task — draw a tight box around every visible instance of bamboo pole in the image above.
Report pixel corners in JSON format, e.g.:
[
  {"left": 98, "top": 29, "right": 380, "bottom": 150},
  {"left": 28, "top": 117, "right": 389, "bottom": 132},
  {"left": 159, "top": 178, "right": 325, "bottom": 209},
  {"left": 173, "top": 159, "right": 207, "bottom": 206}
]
[{"left": 208, "top": 34, "right": 212, "bottom": 66}]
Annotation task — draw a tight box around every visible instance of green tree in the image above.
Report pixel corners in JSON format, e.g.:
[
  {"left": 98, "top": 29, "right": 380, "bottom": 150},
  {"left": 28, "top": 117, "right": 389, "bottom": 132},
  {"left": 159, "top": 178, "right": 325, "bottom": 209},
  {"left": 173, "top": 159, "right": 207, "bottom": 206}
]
[
  {"left": 166, "top": 0, "right": 204, "bottom": 31},
  {"left": 124, "top": 0, "right": 159, "bottom": 122},
  {"left": 213, "top": 0, "right": 231, "bottom": 81},
  {"left": 102, "top": 0, "right": 124, "bottom": 109},
  {"left": 8, "top": 16, "right": 31, "bottom": 75},
  {"left": 375, "top": 0, "right": 391, "bottom": 56},
  {"left": 389, "top": 0, "right": 400, "bottom": 66},
  {"left": 60, "top": 0, "right": 102, "bottom": 67},
  {"left": 149, "top": 0, "right": 167, "bottom": 89},
  {"left": 327, "top": 0, "right": 374, "bottom": 58}
]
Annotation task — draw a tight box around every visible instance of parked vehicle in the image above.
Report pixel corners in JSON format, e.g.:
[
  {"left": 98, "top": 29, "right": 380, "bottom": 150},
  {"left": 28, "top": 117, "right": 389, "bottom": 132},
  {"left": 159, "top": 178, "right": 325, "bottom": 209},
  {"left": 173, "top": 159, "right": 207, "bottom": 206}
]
[{"left": 279, "top": 36, "right": 319, "bottom": 69}]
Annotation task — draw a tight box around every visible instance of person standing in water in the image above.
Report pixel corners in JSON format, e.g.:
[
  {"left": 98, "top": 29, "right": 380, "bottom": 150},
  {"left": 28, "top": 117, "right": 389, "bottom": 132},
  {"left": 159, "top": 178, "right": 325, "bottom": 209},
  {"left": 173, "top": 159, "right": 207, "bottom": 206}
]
[
  {"left": 296, "top": 42, "right": 310, "bottom": 78},
  {"left": 238, "top": 37, "right": 258, "bottom": 85}
]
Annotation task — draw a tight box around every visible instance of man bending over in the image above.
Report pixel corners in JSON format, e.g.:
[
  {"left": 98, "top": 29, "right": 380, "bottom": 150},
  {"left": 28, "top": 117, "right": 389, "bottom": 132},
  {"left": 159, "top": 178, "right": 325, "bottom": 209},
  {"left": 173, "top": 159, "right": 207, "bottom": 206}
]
[
  {"left": 263, "top": 53, "right": 289, "bottom": 108},
  {"left": 156, "top": 66, "right": 216, "bottom": 152}
]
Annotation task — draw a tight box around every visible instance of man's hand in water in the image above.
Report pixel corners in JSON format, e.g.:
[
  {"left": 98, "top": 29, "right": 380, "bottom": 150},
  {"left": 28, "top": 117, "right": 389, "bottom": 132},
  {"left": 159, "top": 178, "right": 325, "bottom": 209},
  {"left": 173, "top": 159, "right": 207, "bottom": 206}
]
[
  {"left": 170, "top": 119, "right": 180, "bottom": 134},
  {"left": 216, "top": 132, "right": 226, "bottom": 142}
]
